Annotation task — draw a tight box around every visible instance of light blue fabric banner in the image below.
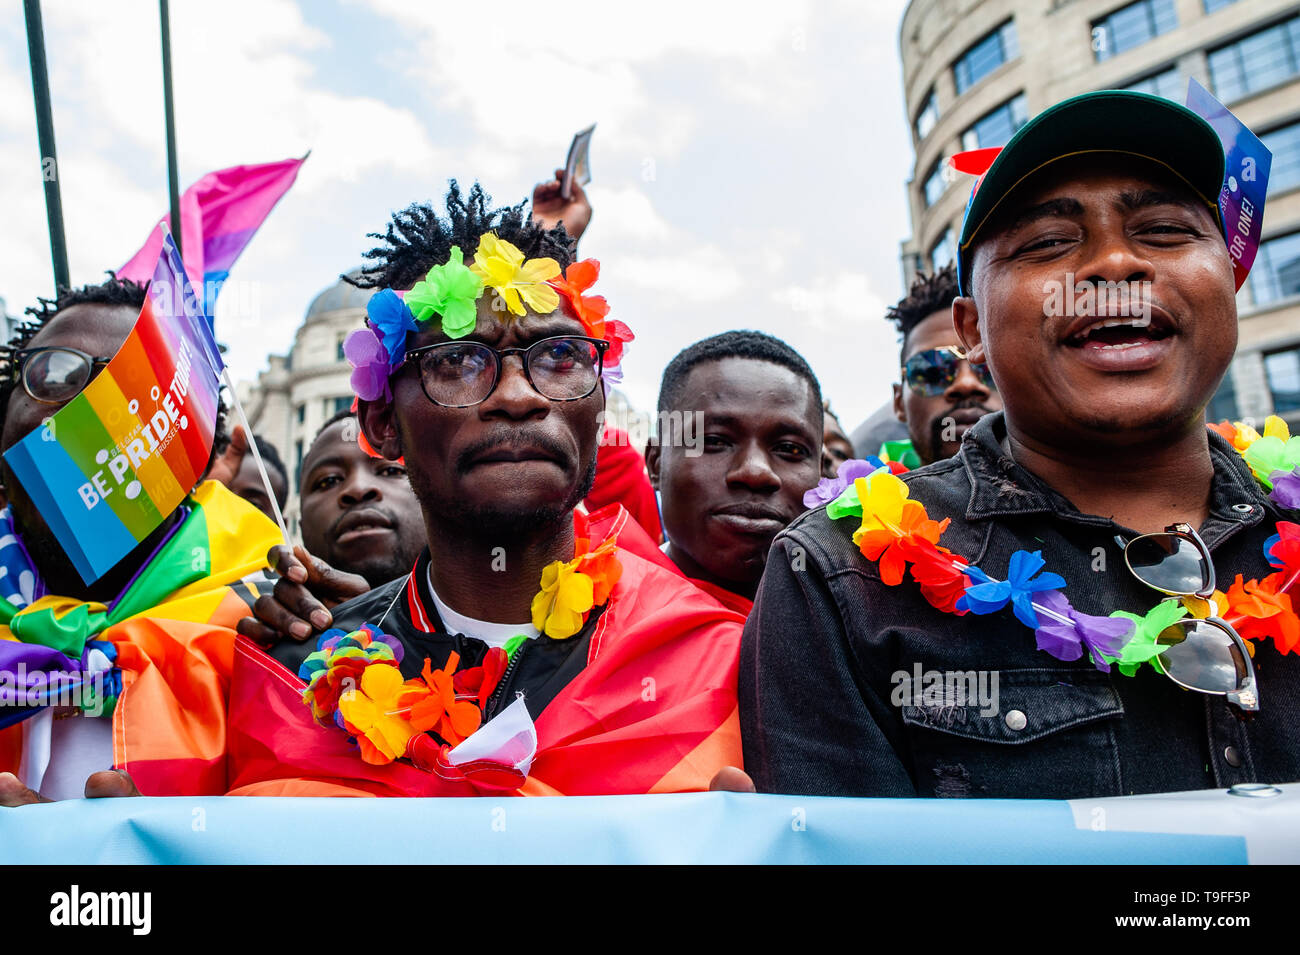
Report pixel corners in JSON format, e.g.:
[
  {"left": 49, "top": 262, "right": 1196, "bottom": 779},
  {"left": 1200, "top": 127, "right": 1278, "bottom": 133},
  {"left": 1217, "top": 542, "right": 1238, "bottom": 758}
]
[{"left": 4, "top": 787, "right": 1294, "bottom": 863}]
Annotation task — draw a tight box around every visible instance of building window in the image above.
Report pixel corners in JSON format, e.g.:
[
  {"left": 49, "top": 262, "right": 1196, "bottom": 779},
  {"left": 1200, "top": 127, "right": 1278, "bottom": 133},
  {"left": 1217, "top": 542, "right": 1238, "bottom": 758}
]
[
  {"left": 961, "top": 93, "right": 1029, "bottom": 151},
  {"left": 915, "top": 90, "right": 939, "bottom": 140},
  {"left": 1208, "top": 17, "right": 1300, "bottom": 103},
  {"left": 294, "top": 439, "right": 304, "bottom": 493},
  {"left": 336, "top": 333, "right": 348, "bottom": 362},
  {"left": 1249, "top": 231, "right": 1300, "bottom": 307},
  {"left": 930, "top": 230, "right": 956, "bottom": 272},
  {"left": 1122, "top": 65, "right": 1183, "bottom": 101},
  {"left": 1203, "top": 0, "right": 1239, "bottom": 12},
  {"left": 1263, "top": 122, "right": 1300, "bottom": 197},
  {"left": 332, "top": 396, "right": 352, "bottom": 415},
  {"left": 953, "top": 20, "right": 1019, "bottom": 95},
  {"left": 923, "top": 160, "right": 948, "bottom": 207},
  {"left": 1092, "top": 0, "right": 1177, "bottom": 62},
  {"left": 296, "top": 404, "right": 305, "bottom": 425},
  {"left": 1206, "top": 373, "right": 1238, "bottom": 423},
  {"left": 1265, "top": 346, "right": 1300, "bottom": 415}
]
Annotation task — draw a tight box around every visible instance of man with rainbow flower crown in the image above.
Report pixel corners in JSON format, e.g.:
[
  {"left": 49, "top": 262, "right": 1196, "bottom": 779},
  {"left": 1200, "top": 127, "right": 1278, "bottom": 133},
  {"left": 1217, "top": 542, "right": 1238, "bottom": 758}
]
[
  {"left": 739, "top": 91, "right": 1300, "bottom": 799},
  {"left": 227, "top": 183, "right": 744, "bottom": 797}
]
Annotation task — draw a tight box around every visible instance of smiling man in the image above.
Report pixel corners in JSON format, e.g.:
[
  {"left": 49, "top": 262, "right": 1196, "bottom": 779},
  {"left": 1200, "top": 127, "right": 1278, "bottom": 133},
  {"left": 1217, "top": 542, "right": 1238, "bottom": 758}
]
[
  {"left": 739, "top": 91, "right": 1300, "bottom": 799},
  {"left": 644, "top": 331, "right": 823, "bottom": 613},
  {"left": 235, "top": 184, "right": 744, "bottom": 796}
]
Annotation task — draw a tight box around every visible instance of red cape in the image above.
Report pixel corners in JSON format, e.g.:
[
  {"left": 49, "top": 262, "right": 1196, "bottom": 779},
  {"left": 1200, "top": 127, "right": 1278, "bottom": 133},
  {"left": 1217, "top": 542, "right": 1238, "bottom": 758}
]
[{"left": 225, "top": 505, "right": 745, "bottom": 796}]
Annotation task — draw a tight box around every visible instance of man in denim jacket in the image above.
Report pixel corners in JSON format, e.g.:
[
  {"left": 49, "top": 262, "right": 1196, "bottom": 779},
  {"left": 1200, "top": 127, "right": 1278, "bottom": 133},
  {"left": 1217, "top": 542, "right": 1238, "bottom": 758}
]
[{"left": 739, "top": 91, "right": 1300, "bottom": 798}]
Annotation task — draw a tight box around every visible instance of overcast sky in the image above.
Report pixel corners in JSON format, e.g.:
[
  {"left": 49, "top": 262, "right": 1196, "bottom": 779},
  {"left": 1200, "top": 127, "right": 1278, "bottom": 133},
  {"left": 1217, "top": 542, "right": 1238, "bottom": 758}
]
[{"left": 0, "top": 0, "right": 914, "bottom": 431}]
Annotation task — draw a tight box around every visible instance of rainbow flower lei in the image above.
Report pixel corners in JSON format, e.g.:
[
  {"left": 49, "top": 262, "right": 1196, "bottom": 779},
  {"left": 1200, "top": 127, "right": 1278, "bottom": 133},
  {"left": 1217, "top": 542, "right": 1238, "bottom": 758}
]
[
  {"left": 344, "top": 232, "right": 634, "bottom": 402},
  {"left": 299, "top": 624, "right": 510, "bottom": 767},
  {"left": 300, "top": 513, "right": 623, "bottom": 766},
  {"left": 827, "top": 416, "right": 1300, "bottom": 673}
]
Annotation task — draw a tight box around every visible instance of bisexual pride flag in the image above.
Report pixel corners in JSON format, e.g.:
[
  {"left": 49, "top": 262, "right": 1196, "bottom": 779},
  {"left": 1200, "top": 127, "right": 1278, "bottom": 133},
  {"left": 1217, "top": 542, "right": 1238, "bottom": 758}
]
[
  {"left": 119, "top": 156, "right": 306, "bottom": 323},
  {"left": 4, "top": 232, "right": 223, "bottom": 584}
]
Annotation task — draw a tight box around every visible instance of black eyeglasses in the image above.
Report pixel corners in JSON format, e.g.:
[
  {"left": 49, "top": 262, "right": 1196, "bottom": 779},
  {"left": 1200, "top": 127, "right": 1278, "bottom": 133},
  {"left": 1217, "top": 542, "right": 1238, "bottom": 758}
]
[
  {"left": 3, "top": 346, "right": 114, "bottom": 404},
  {"left": 901, "top": 346, "right": 996, "bottom": 396},
  {"left": 1116, "top": 522, "right": 1259, "bottom": 713},
  {"left": 404, "top": 335, "right": 609, "bottom": 408}
]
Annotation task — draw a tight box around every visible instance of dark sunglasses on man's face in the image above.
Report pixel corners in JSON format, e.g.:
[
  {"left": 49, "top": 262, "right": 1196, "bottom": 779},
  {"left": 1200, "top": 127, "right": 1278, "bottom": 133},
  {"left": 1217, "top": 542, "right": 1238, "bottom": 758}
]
[{"left": 901, "top": 346, "right": 996, "bottom": 396}]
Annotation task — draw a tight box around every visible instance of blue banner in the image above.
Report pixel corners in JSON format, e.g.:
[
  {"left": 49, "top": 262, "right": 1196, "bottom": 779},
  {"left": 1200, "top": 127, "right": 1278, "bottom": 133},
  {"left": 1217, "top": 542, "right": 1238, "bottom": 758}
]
[{"left": 3, "top": 788, "right": 1293, "bottom": 864}]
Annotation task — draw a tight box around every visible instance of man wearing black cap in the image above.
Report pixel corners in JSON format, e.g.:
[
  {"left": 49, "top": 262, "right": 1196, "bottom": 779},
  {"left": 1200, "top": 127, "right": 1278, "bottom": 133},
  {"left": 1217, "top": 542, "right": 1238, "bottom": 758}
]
[{"left": 738, "top": 91, "right": 1300, "bottom": 799}]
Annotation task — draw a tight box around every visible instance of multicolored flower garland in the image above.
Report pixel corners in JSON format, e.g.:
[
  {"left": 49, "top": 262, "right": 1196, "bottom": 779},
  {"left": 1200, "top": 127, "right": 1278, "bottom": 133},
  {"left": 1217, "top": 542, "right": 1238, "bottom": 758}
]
[
  {"left": 300, "top": 624, "right": 510, "bottom": 766},
  {"left": 344, "top": 232, "right": 635, "bottom": 402},
  {"left": 827, "top": 416, "right": 1300, "bottom": 673},
  {"left": 300, "top": 513, "right": 623, "bottom": 765}
]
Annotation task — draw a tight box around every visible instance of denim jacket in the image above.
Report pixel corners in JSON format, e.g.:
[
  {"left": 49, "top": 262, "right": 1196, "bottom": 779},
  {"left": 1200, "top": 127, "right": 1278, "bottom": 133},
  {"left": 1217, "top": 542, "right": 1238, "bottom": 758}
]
[{"left": 740, "top": 412, "right": 1300, "bottom": 798}]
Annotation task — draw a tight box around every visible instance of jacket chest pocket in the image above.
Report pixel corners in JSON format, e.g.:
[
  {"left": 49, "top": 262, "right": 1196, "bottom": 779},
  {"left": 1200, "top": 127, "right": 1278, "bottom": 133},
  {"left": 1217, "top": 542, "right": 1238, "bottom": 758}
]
[{"left": 897, "top": 668, "right": 1124, "bottom": 799}]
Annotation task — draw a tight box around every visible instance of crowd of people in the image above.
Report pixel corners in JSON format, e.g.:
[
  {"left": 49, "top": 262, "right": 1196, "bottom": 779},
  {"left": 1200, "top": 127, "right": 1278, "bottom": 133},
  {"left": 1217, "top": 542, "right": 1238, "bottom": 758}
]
[{"left": 1, "top": 88, "right": 1297, "bottom": 806}]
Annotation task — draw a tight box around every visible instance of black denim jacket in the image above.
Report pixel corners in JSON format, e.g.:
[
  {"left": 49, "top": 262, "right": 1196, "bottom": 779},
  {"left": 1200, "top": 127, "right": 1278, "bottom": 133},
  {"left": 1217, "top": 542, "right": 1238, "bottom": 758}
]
[{"left": 740, "top": 412, "right": 1300, "bottom": 798}]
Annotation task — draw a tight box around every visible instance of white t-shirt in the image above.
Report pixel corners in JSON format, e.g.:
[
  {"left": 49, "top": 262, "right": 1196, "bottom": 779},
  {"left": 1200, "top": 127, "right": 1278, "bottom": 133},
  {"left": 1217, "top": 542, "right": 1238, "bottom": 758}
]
[{"left": 427, "top": 568, "right": 540, "bottom": 649}]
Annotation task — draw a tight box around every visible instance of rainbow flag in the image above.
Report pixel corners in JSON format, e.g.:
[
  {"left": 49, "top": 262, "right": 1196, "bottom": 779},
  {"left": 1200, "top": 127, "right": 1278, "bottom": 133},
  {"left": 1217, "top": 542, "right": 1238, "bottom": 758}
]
[
  {"left": 3, "top": 232, "right": 222, "bottom": 584},
  {"left": 119, "top": 156, "right": 306, "bottom": 322}
]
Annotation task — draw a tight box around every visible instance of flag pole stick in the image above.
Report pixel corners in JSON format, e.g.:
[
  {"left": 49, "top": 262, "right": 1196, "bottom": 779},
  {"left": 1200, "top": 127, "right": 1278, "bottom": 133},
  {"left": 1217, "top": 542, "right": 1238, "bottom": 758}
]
[
  {"left": 159, "top": 0, "right": 182, "bottom": 260},
  {"left": 221, "top": 367, "right": 292, "bottom": 547},
  {"left": 22, "top": 0, "right": 70, "bottom": 292}
]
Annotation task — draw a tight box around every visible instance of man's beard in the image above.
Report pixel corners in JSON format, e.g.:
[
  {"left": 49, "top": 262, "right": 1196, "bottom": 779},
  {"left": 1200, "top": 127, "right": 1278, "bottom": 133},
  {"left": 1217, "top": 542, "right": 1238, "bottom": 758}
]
[
  {"left": 925, "top": 399, "right": 997, "bottom": 463},
  {"left": 412, "top": 452, "right": 599, "bottom": 541}
]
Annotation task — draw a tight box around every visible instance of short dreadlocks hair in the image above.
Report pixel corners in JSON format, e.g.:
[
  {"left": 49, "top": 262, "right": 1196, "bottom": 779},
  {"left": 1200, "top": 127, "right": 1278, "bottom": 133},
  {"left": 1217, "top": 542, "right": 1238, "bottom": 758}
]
[
  {"left": 885, "top": 263, "right": 959, "bottom": 358},
  {"left": 1, "top": 274, "right": 230, "bottom": 460},
  {"left": 347, "top": 181, "right": 576, "bottom": 292}
]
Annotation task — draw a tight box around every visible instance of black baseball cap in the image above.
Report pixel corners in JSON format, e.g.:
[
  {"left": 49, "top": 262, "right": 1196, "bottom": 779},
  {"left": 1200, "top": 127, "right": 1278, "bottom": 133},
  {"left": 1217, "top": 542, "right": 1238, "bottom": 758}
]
[{"left": 955, "top": 90, "right": 1226, "bottom": 295}]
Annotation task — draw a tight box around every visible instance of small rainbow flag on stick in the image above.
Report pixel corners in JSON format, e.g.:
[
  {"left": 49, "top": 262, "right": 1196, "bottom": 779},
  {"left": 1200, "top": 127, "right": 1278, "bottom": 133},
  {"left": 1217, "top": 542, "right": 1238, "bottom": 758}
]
[{"left": 4, "top": 231, "right": 223, "bottom": 584}]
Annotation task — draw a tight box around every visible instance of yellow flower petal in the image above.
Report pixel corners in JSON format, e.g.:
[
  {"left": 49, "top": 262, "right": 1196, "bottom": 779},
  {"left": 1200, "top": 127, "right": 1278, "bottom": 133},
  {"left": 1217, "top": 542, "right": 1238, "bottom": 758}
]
[
  {"left": 338, "top": 690, "right": 378, "bottom": 733},
  {"left": 520, "top": 281, "right": 560, "bottom": 314},
  {"left": 518, "top": 258, "right": 561, "bottom": 283},
  {"left": 360, "top": 663, "right": 405, "bottom": 700},
  {"left": 857, "top": 470, "right": 910, "bottom": 536},
  {"left": 1263, "top": 415, "right": 1291, "bottom": 442}
]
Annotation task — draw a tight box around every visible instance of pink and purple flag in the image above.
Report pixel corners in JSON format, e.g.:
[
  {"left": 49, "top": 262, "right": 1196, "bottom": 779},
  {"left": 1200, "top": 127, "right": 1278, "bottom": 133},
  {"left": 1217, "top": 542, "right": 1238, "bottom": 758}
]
[
  {"left": 119, "top": 156, "right": 306, "bottom": 323},
  {"left": 5, "top": 231, "right": 224, "bottom": 584}
]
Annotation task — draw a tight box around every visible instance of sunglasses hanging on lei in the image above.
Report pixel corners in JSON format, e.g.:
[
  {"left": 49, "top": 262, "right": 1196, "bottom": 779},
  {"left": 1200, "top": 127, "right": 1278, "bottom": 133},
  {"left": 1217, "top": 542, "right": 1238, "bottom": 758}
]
[{"left": 819, "top": 416, "right": 1300, "bottom": 697}]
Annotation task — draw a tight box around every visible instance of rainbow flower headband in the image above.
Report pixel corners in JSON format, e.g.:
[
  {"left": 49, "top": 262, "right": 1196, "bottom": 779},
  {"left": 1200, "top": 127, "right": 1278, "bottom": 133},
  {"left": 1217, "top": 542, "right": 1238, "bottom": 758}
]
[
  {"left": 825, "top": 416, "right": 1300, "bottom": 673},
  {"left": 344, "top": 232, "right": 634, "bottom": 402}
]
